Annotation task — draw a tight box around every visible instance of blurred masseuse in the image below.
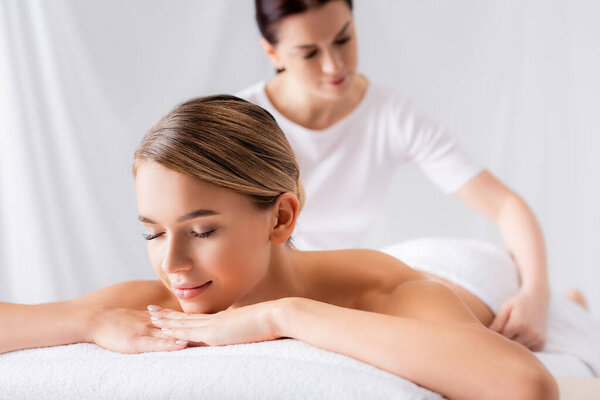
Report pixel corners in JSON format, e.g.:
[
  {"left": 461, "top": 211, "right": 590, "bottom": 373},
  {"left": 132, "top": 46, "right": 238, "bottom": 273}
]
[{"left": 237, "top": 0, "right": 549, "bottom": 350}]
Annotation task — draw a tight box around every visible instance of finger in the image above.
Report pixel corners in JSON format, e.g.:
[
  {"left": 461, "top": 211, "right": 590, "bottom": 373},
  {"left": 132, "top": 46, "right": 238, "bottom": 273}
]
[
  {"left": 133, "top": 336, "right": 188, "bottom": 353},
  {"left": 146, "top": 325, "right": 175, "bottom": 339},
  {"left": 529, "top": 338, "right": 545, "bottom": 352},
  {"left": 152, "top": 310, "right": 211, "bottom": 321},
  {"left": 500, "top": 319, "right": 522, "bottom": 340},
  {"left": 512, "top": 332, "right": 535, "bottom": 348},
  {"left": 152, "top": 317, "right": 208, "bottom": 329},
  {"left": 522, "top": 332, "right": 546, "bottom": 351},
  {"left": 148, "top": 309, "right": 190, "bottom": 319},
  {"left": 161, "top": 327, "right": 204, "bottom": 342},
  {"left": 489, "top": 305, "right": 512, "bottom": 332},
  {"left": 147, "top": 305, "right": 189, "bottom": 317}
]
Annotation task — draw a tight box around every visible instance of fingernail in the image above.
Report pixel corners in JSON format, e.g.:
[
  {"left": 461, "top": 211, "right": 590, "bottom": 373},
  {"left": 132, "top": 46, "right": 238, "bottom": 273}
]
[
  {"left": 147, "top": 305, "right": 161, "bottom": 312},
  {"left": 162, "top": 327, "right": 171, "bottom": 332},
  {"left": 151, "top": 315, "right": 162, "bottom": 321},
  {"left": 175, "top": 340, "right": 187, "bottom": 346}
]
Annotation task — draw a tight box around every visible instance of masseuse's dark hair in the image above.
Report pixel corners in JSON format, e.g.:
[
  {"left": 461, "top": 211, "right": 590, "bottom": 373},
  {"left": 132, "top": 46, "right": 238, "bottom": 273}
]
[{"left": 255, "top": 0, "right": 353, "bottom": 44}]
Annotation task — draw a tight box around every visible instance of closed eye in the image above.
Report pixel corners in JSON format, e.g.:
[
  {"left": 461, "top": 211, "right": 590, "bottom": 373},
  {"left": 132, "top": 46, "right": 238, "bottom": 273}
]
[
  {"left": 143, "top": 232, "right": 164, "bottom": 241},
  {"left": 303, "top": 49, "right": 318, "bottom": 59},
  {"left": 191, "top": 229, "right": 216, "bottom": 239},
  {"left": 303, "top": 36, "right": 351, "bottom": 59}
]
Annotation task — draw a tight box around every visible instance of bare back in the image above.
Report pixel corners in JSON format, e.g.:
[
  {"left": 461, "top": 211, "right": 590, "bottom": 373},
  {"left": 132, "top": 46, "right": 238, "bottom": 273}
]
[{"left": 297, "top": 248, "right": 494, "bottom": 325}]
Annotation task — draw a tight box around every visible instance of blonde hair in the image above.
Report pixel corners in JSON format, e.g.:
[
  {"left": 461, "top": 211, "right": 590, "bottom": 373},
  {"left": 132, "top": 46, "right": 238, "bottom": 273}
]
[{"left": 133, "top": 95, "right": 305, "bottom": 212}]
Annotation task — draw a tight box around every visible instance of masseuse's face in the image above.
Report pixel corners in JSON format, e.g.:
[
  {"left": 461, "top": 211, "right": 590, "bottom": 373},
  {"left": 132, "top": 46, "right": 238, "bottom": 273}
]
[
  {"left": 135, "top": 161, "right": 273, "bottom": 314},
  {"left": 268, "top": 1, "right": 358, "bottom": 100}
]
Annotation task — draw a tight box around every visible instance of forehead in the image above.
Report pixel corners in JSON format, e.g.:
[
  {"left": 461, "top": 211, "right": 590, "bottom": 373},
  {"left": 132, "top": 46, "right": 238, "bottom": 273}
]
[
  {"left": 275, "top": 1, "right": 353, "bottom": 45},
  {"left": 135, "top": 161, "right": 254, "bottom": 222}
]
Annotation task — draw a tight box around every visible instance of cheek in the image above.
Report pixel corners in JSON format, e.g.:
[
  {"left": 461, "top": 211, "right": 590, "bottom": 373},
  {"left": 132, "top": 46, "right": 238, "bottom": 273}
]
[
  {"left": 343, "top": 45, "right": 358, "bottom": 69},
  {"left": 213, "top": 221, "right": 271, "bottom": 285},
  {"left": 287, "top": 58, "right": 320, "bottom": 79},
  {"left": 147, "top": 243, "right": 167, "bottom": 279},
  {"left": 219, "top": 224, "right": 270, "bottom": 274}
]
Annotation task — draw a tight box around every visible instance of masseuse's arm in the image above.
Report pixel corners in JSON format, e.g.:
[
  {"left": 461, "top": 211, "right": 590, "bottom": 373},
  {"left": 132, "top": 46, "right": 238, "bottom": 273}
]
[
  {"left": 275, "top": 280, "right": 558, "bottom": 400},
  {"left": 0, "top": 280, "right": 184, "bottom": 354},
  {"left": 454, "top": 169, "right": 549, "bottom": 350}
]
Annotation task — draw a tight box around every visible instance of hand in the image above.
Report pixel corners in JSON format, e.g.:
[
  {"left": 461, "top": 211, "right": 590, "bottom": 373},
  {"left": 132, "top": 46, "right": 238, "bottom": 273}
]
[
  {"left": 88, "top": 306, "right": 189, "bottom": 353},
  {"left": 488, "top": 289, "right": 549, "bottom": 351},
  {"left": 147, "top": 300, "right": 282, "bottom": 347}
]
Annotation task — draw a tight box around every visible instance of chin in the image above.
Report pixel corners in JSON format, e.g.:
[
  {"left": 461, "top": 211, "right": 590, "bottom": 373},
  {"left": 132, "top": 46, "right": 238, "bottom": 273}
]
[
  {"left": 317, "top": 80, "right": 354, "bottom": 100},
  {"left": 180, "top": 299, "right": 231, "bottom": 315}
]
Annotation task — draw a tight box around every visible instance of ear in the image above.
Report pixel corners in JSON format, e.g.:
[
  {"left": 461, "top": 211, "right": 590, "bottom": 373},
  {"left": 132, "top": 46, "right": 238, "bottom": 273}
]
[
  {"left": 259, "top": 37, "right": 285, "bottom": 71},
  {"left": 269, "top": 192, "right": 300, "bottom": 245}
]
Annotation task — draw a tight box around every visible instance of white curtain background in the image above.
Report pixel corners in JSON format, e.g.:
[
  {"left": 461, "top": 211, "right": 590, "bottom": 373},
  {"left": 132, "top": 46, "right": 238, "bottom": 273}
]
[{"left": 1, "top": 1, "right": 599, "bottom": 314}]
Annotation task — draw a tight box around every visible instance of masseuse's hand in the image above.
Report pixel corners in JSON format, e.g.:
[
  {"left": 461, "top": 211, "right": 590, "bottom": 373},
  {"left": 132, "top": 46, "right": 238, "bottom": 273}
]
[
  {"left": 488, "top": 289, "right": 549, "bottom": 351},
  {"left": 147, "top": 301, "right": 282, "bottom": 346},
  {"left": 88, "top": 307, "right": 189, "bottom": 353}
]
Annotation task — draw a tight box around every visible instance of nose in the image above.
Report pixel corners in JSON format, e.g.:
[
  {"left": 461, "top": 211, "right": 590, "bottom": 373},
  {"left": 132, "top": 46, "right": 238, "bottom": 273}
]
[
  {"left": 321, "top": 49, "right": 342, "bottom": 75},
  {"left": 161, "top": 236, "right": 193, "bottom": 274}
]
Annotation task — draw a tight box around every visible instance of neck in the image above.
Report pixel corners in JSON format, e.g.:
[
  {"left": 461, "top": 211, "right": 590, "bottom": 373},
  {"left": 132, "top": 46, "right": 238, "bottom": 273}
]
[
  {"left": 228, "top": 243, "right": 304, "bottom": 309},
  {"left": 266, "top": 74, "right": 366, "bottom": 130}
]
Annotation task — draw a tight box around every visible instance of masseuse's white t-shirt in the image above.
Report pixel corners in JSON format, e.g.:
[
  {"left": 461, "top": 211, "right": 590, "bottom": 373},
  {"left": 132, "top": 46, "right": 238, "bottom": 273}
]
[{"left": 236, "top": 80, "right": 483, "bottom": 251}]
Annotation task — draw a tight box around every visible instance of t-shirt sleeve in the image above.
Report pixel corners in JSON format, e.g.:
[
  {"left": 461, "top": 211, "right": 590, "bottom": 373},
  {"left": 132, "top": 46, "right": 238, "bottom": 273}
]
[{"left": 392, "top": 96, "right": 484, "bottom": 193}]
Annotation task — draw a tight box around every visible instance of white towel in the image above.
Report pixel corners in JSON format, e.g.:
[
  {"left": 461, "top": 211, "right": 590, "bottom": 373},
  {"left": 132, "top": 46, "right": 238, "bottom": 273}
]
[
  {"left": 0, "top": 339, "right": 442, "bottom": 400},
  {"left": 382, "top": 237, "right": 600, "bottom": 378}
]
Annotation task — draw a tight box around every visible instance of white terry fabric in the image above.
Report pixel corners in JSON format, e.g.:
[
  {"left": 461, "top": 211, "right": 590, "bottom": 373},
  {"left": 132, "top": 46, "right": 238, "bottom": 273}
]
[
  {"left": 382, "top": 238, "right": 600, "bottom": 378},
  {"left": 381, "top": 238, "right": 521, "bottom": 315},
  {"left": 0, "top": 339, "right": 442, "bottom": 400},
  {"left": 236, "top": 81, "right": 483, "bottom": 251}
]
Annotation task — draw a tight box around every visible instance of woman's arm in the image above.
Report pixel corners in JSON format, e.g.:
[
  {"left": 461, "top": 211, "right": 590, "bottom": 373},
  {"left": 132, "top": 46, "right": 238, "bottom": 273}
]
[
  {"left": 273, "top": 281, "right": 558, "bottom": 400},
  {"left": 154, "top": 278, "right": 558, "bottom": 398},
  {"left": 0, "top": 281, "right": 184, "bottom": 354},
  {"left": 455, "top": 170, "right": 549, "bottom": 350},
  {"left": 0, "top": 301, "right": 97, "bottom": 354}
]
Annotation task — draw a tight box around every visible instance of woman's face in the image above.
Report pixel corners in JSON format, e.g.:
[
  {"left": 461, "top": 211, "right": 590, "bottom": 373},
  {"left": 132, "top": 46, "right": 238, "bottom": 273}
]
[
  {"left": 269, "top": 1, "right": 358, "bottom": 101},
  {"left": 135, "top": 161, "right": 274, "bottom": 314}
]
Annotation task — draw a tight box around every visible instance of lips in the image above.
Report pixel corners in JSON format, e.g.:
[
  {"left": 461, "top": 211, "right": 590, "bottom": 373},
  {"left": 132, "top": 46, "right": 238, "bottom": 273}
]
[
  {"left": 329, "top": 75, "right": 346, "bottom": 85},
  {"left": 172, "top": 281, "right": 210, "bottom": 290},
  {"left": 172, "top": 281, "right": 212, "bottom": 300}
]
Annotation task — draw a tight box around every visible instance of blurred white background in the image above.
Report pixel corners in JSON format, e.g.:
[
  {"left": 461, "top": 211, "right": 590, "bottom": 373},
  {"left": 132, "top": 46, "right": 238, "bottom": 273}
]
[{"left": 1, "top": 0, "right": 598, "bottom": 314}]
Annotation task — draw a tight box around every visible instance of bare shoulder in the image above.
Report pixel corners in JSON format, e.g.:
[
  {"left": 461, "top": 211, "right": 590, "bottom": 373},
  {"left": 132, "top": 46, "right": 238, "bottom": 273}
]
[
  {"left": 300, "top": 248, "right": 425, "bottom": 308},
  {"left": 70, "top": 280, "right": 181, "bottom": 311},
  {"left": 361, "top": 278, "right": 481, "bottom": 324},
  {"left": 303, "top": 249, "right": 480, "bottom": 324}
]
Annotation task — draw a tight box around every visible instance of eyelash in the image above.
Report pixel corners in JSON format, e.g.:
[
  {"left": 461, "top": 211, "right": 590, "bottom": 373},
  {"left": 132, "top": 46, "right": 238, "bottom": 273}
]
[
  {"left": 142, "top": 229, "right": 216, "bottom": 241},
  {"left": 191, "top": 229, "right": 216, "bottom": 239},
  {"left": 303, "top": 37, "right": 351, "bottom": 59},
  {"left": 142, "top": 232, "right": 164, "bottom": 241}
]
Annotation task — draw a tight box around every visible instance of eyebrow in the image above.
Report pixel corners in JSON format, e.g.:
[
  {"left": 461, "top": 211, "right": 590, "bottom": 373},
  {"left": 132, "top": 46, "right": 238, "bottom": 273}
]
[
  {"left": 138, "top": 209, "right": 219, "bottom": 224},
  {"left": 295, "top": 20, "right": 352, "bottom": 49}
]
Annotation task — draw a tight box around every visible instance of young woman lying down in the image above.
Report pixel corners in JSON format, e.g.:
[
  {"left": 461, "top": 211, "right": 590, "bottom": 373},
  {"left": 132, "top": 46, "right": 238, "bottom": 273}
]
[{"left": 0, "top": 95, "right": 558, "bottom": 399}]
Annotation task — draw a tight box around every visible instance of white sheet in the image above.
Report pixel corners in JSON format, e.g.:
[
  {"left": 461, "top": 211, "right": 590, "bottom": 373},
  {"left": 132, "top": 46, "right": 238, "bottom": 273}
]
[
  {"left": 382, "top": 238, "right": 600, "bottom": 378},
  {"left": 1, "top": 237, "right": 597, "bottom": 400},
  {"left": 0, "top": 339, "right": 442, "bottom": 400}
]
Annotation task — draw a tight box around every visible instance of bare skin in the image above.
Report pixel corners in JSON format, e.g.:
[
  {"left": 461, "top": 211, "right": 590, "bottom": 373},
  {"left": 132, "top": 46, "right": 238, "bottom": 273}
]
[
  {"left": 566, "top": 288, "right": 588, "bottom": 310},
  {"left": 0, "top": 162, "right": 557, "bottom": 399},
  {"left": 259, "top": 0, "right": 551, "bottom": 351},
  {"left": 89, "top": 256, "right": 494, "bottom": 327},
  {"left": 71, "top": 161, "right": 494, "bottom": 332}
]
